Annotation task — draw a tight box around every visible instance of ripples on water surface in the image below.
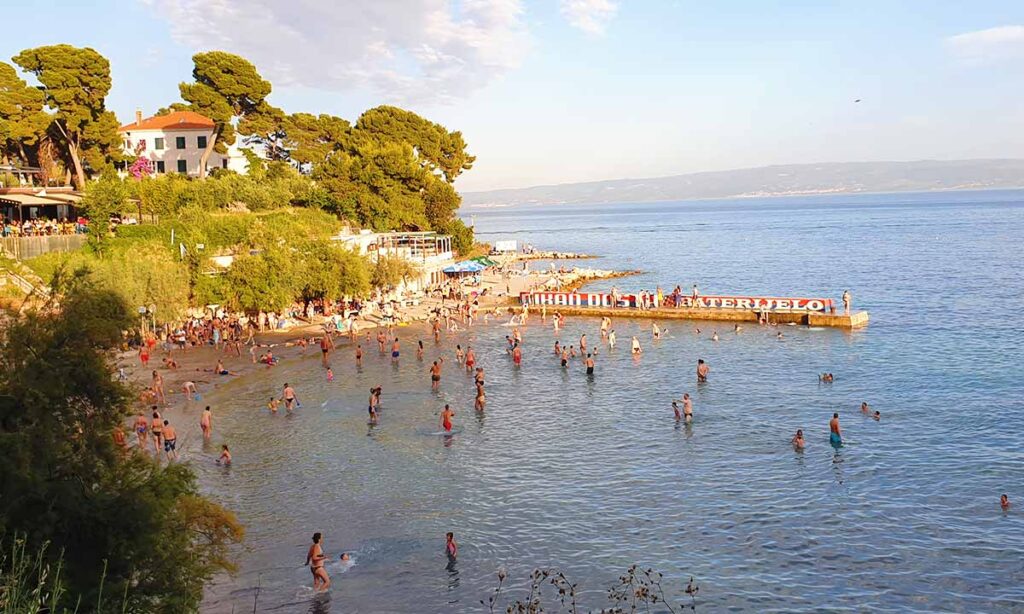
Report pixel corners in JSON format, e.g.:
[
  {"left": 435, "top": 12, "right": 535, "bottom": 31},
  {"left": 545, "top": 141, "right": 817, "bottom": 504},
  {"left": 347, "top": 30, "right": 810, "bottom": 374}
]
[{"left": 200, "top": 191, "right": 1024, "bottom": 612}]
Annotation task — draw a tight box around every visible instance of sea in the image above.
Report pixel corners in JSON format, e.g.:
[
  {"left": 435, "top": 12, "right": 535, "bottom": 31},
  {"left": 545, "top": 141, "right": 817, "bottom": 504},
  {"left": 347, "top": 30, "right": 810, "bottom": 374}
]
[{"left": 198, "top": 189, "right": 1024, "bottom": 613}]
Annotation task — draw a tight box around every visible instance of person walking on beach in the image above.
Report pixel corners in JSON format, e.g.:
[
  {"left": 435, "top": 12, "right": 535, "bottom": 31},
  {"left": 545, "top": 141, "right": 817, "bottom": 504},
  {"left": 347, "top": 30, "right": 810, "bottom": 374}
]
[
  {"left": 829, "top": 413, "right": 843, "bottom": 446},
  {"left": 306, "top": 533, "right": 330, "bottom": 592},
  {"left": 134, "top": 412, "right": 149, "bottom": 449},
  {"left": 151, "top": 371, "right": 166, "bottom": 405},
  {"left": 417, "top": 339, "right": 424, "bottom": 361},
  {"left": 200, "top": 406, "right": 212, "bottom": 439},
  {"left": 150, "top": 409, "right": 163, "bottom": 454},
  {"left": 320, "top": 334, "right": 334, "bottom": 367},
  {"left": 162, "top": 419, "right": 178, "bottom": 461},
  {"left": 440, "top": 404, "right": 455, "bottom": 432},
  {"left": 697, "top": 359, "right": 709, "bottom": 382},
  {"left": 430, "top": 360, "right": 442, "bottom": 390},
  {"left": 842, "top": 290, "right": 851, "bottom": 315}
]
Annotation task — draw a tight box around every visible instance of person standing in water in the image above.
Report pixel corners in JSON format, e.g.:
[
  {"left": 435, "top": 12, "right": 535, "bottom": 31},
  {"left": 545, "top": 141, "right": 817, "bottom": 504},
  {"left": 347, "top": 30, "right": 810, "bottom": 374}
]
[
  {"left": 697, "top": 359, "right": 709, "bottom": 382},
  {"left": 584, "top": 353, "right": 595, "bottom": 376},
  {"left": 580, "top": 333, "right": 587, "bottom": 352},
  {"left": 355, "top": 344, "right": 363, "bottom": 366},
  {"left": 791, "top": 429, "right": 805, "bottom": 450},
  {"left": 829, "top": 413, "right": 843, "bottom": 446},
  {"left": 306, "top": 533, "right": 330, "bottom": 592},
  {"left": 282, "top": 383, "right": 297, "bottom": 411},
  {"left": 440, "top": 404, "right": 455, "bottom": 432},
  {"left": 652, "top": 323, "right": 661, "bottom": 339},
  {"left": 217, "top": 445, "right": 231, "bottom": 465},
  {"left": 465, "top": 346, "right": 476, "bottom": 372},
  {"left": 320, "top": 334, "right": 334, "bottom": 368},
  {"left": 631, "top": 336, "right": 642, "bottom": 354},
  {"left": 391, "top": 337, "right": 401, "bottom": 363},
  {"left": 608, "top": 329, "right": 616, "bottom": 349},
  {"left": 445, "top": 532, "right": 458, "bottom": 560},
  {"left": 430, "top": 360, "right": 442, "bottom": 390},
  {"left": 512, "top": 343, "right": 522, "bottom": 367},
  {"left": 162, "top": 419, "right": 178, "bottom": 461},
  {"left": 200, "top": 406, "right": 212, "bottom": 439},
  {"left": 681, "top": 393, "right": 693, "bottom": 423}
]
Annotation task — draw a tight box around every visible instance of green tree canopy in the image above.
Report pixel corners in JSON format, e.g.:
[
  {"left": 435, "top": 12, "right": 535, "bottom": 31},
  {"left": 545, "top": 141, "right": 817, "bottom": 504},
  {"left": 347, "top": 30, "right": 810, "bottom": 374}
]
[
  {"left": 0, "top": 268, "right": 243, "bottom": 611},
  {"left": 179, "top": 51, "right": 272, "bottom": 178},
  {"left": 12, "top": 45, "right": 121, "bottom": 188},
  {"left": 0, "top": 61, "right": 50, "bottom": 169}
]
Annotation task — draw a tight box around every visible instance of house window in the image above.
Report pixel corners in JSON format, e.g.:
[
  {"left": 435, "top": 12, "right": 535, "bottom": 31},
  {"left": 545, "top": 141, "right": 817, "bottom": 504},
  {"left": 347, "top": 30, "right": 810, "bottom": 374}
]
[
  {"left": 177, "top": 159, "right": 187, "bottom": 173},
  {"left": 222, "top": 159, "right": 228, "bottom": 169},
  {"left": 197, "top": 135, "right": 208, "bottom": 149},
  {"left": 154, "top": 137, "right": 165, "bottom": 150},
  {"left": 156, "top": 161, "right": 165, "bottom": 174},
  {"left": 175, "top": 136, "right": 186, "bottom": 149}
]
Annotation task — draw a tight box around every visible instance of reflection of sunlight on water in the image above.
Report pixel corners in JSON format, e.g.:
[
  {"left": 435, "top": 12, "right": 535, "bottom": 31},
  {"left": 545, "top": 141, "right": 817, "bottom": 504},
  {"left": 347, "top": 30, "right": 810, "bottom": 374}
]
[{"left": 199, "top": 194, "right": 1024, "bottom": 613}]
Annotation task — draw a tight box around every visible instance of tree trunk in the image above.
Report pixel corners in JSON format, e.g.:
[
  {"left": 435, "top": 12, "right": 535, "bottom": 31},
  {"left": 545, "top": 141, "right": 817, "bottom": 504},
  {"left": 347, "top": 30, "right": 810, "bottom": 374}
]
[
  {"left": 67, "top": 140, "right": 86, "bottom": 189},
  {"left": 198, "top": 129, "right": 219, "bottom": 179}
]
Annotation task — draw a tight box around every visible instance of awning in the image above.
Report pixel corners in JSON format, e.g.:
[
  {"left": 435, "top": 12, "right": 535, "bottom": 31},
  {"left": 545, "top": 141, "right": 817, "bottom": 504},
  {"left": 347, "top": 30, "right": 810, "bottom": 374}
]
[
  {"left": 443, "top": 260, "right": 487, "bottom": 274},
  {"left": 470, "top": 256, "right": 497, "bottom": 267}
]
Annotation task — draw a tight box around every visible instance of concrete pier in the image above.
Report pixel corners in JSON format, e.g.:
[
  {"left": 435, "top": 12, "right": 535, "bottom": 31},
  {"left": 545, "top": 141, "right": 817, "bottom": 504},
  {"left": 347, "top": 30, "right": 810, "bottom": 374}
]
[{"left": 524, "top": 305, "right": 869, "bottom": 329}]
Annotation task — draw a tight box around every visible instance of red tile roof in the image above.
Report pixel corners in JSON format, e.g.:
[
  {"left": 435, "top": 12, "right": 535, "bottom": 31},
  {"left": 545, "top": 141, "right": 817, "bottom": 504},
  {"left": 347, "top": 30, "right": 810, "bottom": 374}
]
[{"left": 119, "top": 111, "right": 215, "bottom": 132}]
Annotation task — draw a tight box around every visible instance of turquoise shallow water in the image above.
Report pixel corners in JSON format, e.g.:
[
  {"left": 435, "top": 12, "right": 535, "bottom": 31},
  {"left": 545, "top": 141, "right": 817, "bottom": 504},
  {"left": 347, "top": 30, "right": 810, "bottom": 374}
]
[{"left": 199, "top": 190, "right": 1024, "bottom": 613}]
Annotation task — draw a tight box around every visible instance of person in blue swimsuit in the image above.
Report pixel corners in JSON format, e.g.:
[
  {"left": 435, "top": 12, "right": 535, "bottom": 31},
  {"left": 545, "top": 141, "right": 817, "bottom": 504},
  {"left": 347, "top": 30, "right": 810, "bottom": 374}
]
[{"left": 829, "top": 413, "right": 843, "bottom": 447}]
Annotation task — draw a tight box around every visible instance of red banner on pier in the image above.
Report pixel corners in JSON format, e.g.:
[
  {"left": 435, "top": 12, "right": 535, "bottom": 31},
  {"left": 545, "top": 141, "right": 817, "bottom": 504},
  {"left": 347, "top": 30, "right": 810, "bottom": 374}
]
[{"left": 519, "top": 292, "right": 834, "bottom": 312}]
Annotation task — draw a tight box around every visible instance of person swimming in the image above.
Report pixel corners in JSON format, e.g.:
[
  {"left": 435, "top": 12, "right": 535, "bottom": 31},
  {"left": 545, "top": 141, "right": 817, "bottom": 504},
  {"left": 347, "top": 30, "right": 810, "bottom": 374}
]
[{"left": 217, "top": 444, "right": 231, "bottom": 465}]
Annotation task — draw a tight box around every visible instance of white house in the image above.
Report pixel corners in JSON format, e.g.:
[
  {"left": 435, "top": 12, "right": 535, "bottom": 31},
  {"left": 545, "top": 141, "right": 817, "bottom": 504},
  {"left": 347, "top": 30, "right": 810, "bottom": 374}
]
[
  {"left": 333, "top": 229, "right": 455, "bottom": 294},
  {"left": 118, "top": 110, "right": 250, "bottom": 177}
]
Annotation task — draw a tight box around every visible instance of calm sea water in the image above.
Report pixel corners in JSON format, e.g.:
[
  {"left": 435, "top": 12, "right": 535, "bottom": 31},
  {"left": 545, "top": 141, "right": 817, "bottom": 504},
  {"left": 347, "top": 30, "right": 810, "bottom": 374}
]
[{"left": 200, "top": 190, "right": 1024, "bottom": 613}]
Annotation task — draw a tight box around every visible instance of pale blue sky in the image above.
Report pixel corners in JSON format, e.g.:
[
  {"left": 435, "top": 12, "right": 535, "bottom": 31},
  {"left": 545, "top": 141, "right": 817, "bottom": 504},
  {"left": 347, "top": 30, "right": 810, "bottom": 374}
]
[{"left": 4, "top": 1, "right": 1024, "bottom": 191}]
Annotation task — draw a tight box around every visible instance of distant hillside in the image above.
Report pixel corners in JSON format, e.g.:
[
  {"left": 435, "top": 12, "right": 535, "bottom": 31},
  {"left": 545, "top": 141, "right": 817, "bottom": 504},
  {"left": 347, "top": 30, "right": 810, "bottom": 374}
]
[{"left": 462, "top": 159, "right": 1024, "bottom": 206}]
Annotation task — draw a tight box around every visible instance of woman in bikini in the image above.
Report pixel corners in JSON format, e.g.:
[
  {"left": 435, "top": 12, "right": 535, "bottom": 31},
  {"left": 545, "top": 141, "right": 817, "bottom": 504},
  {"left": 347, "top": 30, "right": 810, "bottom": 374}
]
[
  {"left": 440, "top": 404, "right": 455, "bottom": 432},
  {"left": 306, "top": 533, "right": 331, "bottom": 592}
]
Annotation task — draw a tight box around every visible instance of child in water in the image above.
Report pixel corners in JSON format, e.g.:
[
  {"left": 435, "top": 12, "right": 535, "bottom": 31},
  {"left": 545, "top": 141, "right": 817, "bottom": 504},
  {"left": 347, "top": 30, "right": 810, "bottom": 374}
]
[
  {"left": 327, "top": 368, "right": 334, "bottom": 382},
  {"left": 217, "top": 445, "right": 231, "bottom": 465}
]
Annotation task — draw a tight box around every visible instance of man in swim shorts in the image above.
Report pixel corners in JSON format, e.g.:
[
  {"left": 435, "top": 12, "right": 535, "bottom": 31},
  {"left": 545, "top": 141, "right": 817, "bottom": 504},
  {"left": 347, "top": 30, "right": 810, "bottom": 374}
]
[
  {"left": 391, "top": 337, "right": 400, "bottom": 363},
  {"left": 585, "top": 353, "right": 594, "bottom": 375},
  {"left": 829, "top": 413, "right": 843, "bottom": 446},
  {"left": 134, "top": 412, "right": 148, "bottom": 447},
  {"left": 162, "top": 420, "right": 178, "bottom": 460},
  {"left": 430, "top": 361, "right": 442, "bottom": 390},
  {"left": 682, "top": 393, "right": 693, "bottom": 423},
  {"left": 320, "top": 334, "right": 334, "bottom": 367},
  {"left": 465, "top": 347, "right": 476, "bottom": 372}
]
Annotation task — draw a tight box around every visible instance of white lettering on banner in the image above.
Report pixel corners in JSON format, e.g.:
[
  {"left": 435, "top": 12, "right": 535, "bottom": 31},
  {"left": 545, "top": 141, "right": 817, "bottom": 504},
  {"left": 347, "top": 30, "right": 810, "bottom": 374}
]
[{"left": 519, "top": 292, "right": 833, "bottom": 312}]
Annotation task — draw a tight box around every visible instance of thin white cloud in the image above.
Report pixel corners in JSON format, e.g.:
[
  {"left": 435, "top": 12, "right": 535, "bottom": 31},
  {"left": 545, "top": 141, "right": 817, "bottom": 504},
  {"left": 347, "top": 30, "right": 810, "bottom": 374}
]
[
  {"left": 560, "top": 0, "right": 618, "bottom": 35},
  {"left": 145, "top": 0, "right": 530, "bottom": 105},
  {"left": 946, "top": 25, "right": 1024, "bottom": 61}
]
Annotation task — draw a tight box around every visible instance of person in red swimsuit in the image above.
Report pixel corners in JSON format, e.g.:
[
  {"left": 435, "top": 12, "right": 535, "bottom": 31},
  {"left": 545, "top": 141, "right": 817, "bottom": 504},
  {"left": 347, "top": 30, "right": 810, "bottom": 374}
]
[{"left": 440, "top": 404, "right": 455, "bottom": 432}]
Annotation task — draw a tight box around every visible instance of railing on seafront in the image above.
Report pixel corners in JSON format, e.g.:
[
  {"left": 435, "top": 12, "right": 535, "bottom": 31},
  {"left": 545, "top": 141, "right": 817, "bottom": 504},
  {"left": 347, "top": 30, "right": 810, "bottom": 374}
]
[
  {"left": 1, "top": 233, "right": 87, "bottom": 260},
  {"left": 519, "top": 291, "right": 837, "bottom": 312}
]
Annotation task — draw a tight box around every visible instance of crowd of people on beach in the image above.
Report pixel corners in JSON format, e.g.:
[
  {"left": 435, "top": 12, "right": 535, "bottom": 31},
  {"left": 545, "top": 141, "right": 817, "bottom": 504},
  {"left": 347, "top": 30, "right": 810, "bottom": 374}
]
[{"left": 114, "top": 278, "right": 1011, "bottom": 598}]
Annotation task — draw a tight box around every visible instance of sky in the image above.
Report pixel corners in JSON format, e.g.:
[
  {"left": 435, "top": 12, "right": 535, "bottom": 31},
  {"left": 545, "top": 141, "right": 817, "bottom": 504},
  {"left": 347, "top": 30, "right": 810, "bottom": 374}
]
[{"left": 3, "top": 1, "right": 1024, "bottom": 192}]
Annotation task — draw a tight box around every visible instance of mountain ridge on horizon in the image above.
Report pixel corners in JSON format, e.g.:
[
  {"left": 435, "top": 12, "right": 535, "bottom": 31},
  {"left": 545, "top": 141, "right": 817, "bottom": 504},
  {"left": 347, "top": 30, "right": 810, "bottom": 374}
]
[{"left": 462, "top": 159, "right": 1024, "bottom": 206}]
